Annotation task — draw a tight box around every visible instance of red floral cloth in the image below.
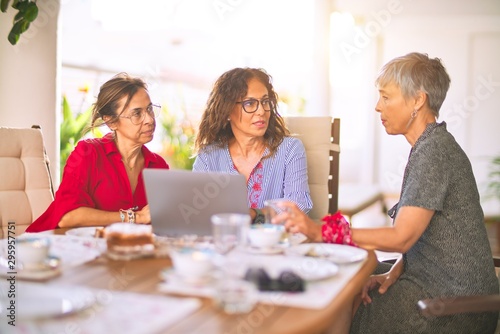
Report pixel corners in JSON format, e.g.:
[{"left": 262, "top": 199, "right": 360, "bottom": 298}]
[
  {"left": 321, "top": 211, "right": 356, "bottom": 246},
  {"left": 239, "top": 161, "right": 264, "bottom": 209}
]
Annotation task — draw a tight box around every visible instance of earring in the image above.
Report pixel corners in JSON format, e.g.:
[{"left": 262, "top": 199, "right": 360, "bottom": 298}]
[
  {"left": 410, "top": 109, "right": 418, "bottom": 119},
  {"left": 227, "top": 118, "right": 231, "bottom": 121}
]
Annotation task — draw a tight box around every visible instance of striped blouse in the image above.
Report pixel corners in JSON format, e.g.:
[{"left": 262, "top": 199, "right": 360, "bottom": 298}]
[{"left": 192, "top": 136, "right": 312, "bottom": 213}]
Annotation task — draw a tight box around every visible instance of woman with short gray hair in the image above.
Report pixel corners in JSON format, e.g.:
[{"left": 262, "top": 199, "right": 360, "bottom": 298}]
[{"left": 273, "top": 52, "right": 498, "bottom": 333}]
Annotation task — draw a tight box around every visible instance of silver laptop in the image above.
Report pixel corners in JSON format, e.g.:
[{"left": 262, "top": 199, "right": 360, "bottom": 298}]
[{"left": 143, "top": 169, "right": 249, "bottom": 237}]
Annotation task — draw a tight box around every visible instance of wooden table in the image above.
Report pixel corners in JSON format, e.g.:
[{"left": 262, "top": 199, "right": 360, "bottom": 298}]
[{"left": 48, "top": 228, "right": 377, "bottom": 334}]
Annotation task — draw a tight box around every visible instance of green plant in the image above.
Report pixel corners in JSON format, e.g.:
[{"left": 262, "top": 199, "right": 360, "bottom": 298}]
[
  {"left": 486, "top": 155, "right": 500, "bottom": 204},
  {"left": 1, "top": 0, "right": 38, "bottom": 45},
  {"left": 159, "top": 106, "right": 195, "bottom": 170},
  {"left": 60, "top": 94, "right": 101, "bottom": 178}
]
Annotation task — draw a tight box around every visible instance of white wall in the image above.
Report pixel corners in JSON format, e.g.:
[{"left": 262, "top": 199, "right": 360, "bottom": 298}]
[
  {"left": 0, "top": 0, "right": 60, "bottom": 184},
  {"left": 331, "top": 0, "right": 500, "bottom": 216},
  {"left": 1, "top": 0, "right": 498, "bottom": 217}
]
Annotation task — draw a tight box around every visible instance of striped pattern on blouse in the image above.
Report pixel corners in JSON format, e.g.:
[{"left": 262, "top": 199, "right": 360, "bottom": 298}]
[{"left": 192, "top": 136, "right": 313, "bottom": 213}]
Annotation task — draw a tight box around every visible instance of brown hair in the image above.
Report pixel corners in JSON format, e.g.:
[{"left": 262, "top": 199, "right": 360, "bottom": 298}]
[
  {"left": 86, "top": 72, "right": 148, "bottom": 132},
  {"left": 194, "top": 67, "right": 289, "bottom": 157}
]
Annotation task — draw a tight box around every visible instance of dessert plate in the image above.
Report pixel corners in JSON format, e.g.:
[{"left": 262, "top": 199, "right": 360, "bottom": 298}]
[
  {"left": 0, "top": 282, "right": 95, "bottom": 319},
  {"left": 160, "top": 268, "right": 214, "bottom": 286},
  {"left": 65, "top": 227, "right": 98, "bottom": 238},
  {"left": 240, "top": 245, "right": 284, "bottom": 255},
  {"left": 235, "top": 255, "right": 339, "bottom": 281},
  {"left": 285, "top": 243, "right": 367, "bottom": 264}
]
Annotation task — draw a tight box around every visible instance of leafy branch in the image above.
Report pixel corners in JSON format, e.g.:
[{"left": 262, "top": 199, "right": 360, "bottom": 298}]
[
  {"left": 487, "top": 155, "right": 500, "bottom": 203},
  {"left": 60, "top": 94, "right": 100, "bottom": 178},
  {"left": 0, "top": 0, "right": 38, "bottom": 45}
]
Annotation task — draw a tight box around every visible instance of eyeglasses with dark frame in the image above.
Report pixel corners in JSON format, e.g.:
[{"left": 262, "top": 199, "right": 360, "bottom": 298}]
[
  {"left": 236, "top": 98, "right": 274, "bottom": 113},
  {"left": 119, "top": 104, "right": 161, "bottom": 125}
]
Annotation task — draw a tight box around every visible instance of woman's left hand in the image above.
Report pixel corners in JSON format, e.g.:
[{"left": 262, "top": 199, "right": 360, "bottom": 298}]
[
  {"left": 134, "top": 205, "right": 151, "bottom": 224},
  {"left": 360, "top": 272, "right": 397, "bottom": 305}
]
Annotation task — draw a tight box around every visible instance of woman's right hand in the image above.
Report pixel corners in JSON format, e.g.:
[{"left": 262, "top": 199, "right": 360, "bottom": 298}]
[{"left": 272, "top": 201, "right": 323, "bottom": 242}]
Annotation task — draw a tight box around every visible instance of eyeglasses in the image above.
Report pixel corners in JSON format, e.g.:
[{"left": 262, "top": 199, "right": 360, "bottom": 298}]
[
  {"left": 119, "top": 104, "right": 161, "bottom": 125},
  {"left": 236, "top": 98, "right": 274, "bottom": 113}
]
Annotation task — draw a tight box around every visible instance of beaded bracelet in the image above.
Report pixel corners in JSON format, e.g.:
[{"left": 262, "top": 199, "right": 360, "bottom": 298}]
[
  {"left": 119, "top": 210, "right": 125, "bottom": 222},
  {"left": 127, "top": 209, "right": 135, "bottom": 224},
  {"left": 119, "top": 207, "right": 137, "bottom": 224},
  {"left": 321, "top": 211, "right": 356, "bottom": 246}
]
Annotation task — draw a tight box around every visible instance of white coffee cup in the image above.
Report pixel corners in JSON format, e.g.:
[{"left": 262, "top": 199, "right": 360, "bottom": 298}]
[
  {"left": 247, "top": 224, "right": 284, "bottom": 249},
  {"left": 169, "top": 247, "right": 215, "bottom": 279},
  {"left": 17, "top": 237, "right": 50, "bottom": 270}
]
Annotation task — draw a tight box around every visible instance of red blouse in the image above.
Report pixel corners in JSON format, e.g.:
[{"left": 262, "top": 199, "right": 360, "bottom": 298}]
[{"left": 26, "top": 134, "right": 169, "bottom": 232}]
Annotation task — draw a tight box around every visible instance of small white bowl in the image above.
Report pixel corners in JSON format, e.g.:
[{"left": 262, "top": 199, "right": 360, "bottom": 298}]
[
  {"left": 169, "top": 247, "right": 215, "bottom": 279},
  {"left": 247, "top": 224, "right": 284, "bottom": 249}
]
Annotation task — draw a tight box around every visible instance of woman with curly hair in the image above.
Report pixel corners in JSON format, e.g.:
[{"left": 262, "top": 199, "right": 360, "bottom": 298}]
[{"left": 193, "top": 67, "right": 312, "bottom": 223}]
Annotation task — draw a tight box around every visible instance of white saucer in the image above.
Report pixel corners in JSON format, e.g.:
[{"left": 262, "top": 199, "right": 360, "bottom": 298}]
[
  {"left": 65, "top": 227, "right": 98, "bottom": 238},
  {"left": 241, "top": 245, "right": 283, "bottom": 255},
  {"left": 0, "top": 256, "right": 61, "bottom": 281},
  {"left": 0, "top": 282, "right": 95, "bottom": 319},
  {"left": 285, "top": 243, "right": 368, "bottom": 264},
  {"left": 22, "top": 258, "right": 60, "bottom": 272},
  {"left": 160, "top": 268, "right": 214, "bottom": 286}
]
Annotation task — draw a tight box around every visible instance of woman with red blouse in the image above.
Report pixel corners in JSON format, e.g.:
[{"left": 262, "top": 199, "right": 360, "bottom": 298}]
[{"left": 26, "top": 73, "right": 169, "bottom": 232}]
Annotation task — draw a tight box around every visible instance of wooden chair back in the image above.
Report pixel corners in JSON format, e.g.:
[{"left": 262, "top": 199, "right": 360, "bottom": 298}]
[{"left": 283, "top": 116, "right": 340, "bottom": 219}]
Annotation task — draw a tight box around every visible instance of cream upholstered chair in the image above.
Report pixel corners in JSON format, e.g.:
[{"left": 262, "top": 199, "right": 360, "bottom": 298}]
[
  {"left": 0, "top": 125, "right": 54, "bottom": 237},
  {"left": 283, "top": 116, "right": 340, "bottom": 220}
]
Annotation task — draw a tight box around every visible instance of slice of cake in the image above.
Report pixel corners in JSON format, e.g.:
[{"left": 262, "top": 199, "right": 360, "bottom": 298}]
[{"left": 105, "top": 223, "right": 154, "bottom": 254}]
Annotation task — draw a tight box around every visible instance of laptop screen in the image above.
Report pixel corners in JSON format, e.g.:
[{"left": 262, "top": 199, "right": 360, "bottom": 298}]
[{"left": 143, "top": 169, "right": 249, "bottom": 237}]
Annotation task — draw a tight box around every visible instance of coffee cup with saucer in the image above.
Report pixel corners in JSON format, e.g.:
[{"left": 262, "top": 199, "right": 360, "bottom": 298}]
[
  {"left": 247, "top": 224, "right": 285, "bottom": 254},
  {"left": 168, "top": 246, "right": 217, "bottom": 284},
  {"left": 16, "top": 237, "right": 58, "bottom": 272}
]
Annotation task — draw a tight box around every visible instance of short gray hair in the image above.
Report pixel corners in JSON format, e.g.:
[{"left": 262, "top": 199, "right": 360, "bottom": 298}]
[{"left": 375, "top": 52, "right": 451, "bottom": 117}]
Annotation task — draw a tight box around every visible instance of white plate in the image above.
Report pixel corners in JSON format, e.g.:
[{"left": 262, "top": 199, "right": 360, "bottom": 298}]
[
  {"left": 65, "top": 227, "right": 98, "bottom": 238},
  {"left": 240, "top": 245, "right": 284, "bottom": 255},
  {"left": 160, "top": 268, "right": 214, "bottom": 286},
  {"left": 233, "top": 255, "right": 339, "bottom": 281},
  {"left": 0, "top": 282, "right": 95, "bottom": 319},
  {"left": 287, "top": 257, "right": 339, "bottom": 280},
  {"left": 285, "top": 243, "right": 368, "bottom": 264}
]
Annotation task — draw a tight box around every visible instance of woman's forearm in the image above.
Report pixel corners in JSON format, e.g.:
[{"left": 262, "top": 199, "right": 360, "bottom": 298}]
[{"left": 58, "top": 207, "right": 122, "bottom": 228}]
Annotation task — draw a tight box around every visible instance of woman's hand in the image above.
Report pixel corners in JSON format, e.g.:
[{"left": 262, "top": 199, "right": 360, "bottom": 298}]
[
  {"left": 360, "top": 273, "right": 396, "bottom": 305},
  {"left": 134, "top": 205, "right": 151, "bottom": 224},
  {"left": 361, "top": 257, "right": 403, "bottom": 305},
  {"left": 272, "top": 201, "right": 322, "bottom": 242}
]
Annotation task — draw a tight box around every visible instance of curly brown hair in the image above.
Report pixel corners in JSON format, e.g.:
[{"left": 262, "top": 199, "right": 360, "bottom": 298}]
[{"left": 194, "top": 68, "right": 289, "bottom": 158}]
